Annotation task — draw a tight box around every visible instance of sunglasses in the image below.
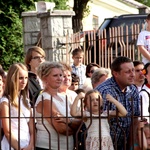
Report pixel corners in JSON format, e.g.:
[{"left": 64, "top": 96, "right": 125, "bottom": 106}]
[{"left": 90, "top": 70, "right": 95, "bottom": 73}]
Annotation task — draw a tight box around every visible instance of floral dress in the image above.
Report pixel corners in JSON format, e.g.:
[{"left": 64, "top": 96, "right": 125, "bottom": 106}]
[{"left": 85, "top": 111, "right": 114, "bottom": 150}]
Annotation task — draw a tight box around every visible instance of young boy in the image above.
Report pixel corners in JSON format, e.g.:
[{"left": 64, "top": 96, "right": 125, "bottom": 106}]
[
  {"left": 69, "top": 73, "right": 80, "bottom": 91},
  {"left": 71, "top": 48, "right": 86, "bottom": 88}
]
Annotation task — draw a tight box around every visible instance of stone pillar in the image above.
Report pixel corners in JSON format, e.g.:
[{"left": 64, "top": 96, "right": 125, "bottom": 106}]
[
  {"left": 22, "top": 11, "right": 40, "bottom": 53},
  {"left": 37, "top": 10, "right": 75, "bottom": 62}
]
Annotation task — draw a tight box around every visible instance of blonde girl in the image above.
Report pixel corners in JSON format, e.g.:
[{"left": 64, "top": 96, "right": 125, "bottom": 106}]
[{"left": 0, "top": 63, "right": 34, "bottom": 150}]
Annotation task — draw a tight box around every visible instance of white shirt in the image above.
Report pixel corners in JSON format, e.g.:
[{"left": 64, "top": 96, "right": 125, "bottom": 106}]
[
  {"left": 137, "top": 30, "right": 150, "bottom": 64},
  {"left": 139, "top": 85, "right": 150, "bottom": 122}
]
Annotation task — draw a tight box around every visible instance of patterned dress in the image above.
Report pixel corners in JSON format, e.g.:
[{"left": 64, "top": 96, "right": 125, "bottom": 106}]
[{"left": 85, "top": 111, "right": 114, "bottom": 150}]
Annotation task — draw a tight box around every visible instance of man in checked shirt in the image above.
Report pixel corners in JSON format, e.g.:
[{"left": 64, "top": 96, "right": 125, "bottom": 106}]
[{"left": 95, "top": 56, "right": 140, "bottom": 150}]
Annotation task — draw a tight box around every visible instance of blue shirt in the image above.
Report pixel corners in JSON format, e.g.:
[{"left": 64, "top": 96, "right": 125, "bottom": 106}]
[
  {"left": 95, "top": 77, "right": 140, "bottom": 144},
  {"left": 71, "top": 64, "right": 86, "bottom": 88}
]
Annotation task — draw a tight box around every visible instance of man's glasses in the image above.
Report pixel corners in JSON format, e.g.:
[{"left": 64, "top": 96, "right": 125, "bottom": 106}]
[{"left": 32, "top": 56, "right": 45, "bottom": 60}]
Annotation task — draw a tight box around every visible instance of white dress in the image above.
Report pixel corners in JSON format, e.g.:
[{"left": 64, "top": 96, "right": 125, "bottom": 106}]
[
  {"left": 137, "top": 30, "right": 150, "bottom": 64},
  {"left": 35, "top": 92, "right": 74, "bottom": 150},
  {"left": 84, "top": 111, "right": 114, "bottom": 150},
  {"left": 0, "top": 96, "right": 31, "bottom": 150}
]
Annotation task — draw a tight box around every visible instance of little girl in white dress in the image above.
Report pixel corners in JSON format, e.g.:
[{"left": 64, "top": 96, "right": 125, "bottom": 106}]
[{"left": 71, "top": 89, "right": 127, "bottom": 150}]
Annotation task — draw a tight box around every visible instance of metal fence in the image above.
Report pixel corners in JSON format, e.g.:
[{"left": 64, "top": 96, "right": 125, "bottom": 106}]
[
  {"left": 0, "top": 95, "right": 148, "bottom": 150},
  {"left": 63, "top": 23, "right": 145, "bottom": 67}
]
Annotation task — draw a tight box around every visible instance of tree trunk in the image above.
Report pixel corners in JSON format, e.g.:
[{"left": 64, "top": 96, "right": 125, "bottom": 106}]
[{"left": 72, "top": 0, "right": 89, "bottom": 33}]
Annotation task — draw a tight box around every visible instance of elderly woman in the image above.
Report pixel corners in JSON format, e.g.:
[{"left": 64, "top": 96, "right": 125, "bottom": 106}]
[
  {"left": 91, "top": 67, "right": 110, "bottom": 88},
  {"left": 35, "top": 61, "right": 80, "bottom": 150}
]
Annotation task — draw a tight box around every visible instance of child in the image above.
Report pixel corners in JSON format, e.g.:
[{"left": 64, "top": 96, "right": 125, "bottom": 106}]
[
  {"left": 71, "top": 90, "right": 127, "bottom": 150},
  {"left": 71, "top": 48, "right": 86, "bottom": 88},
  {"left": 69, "top": 73, "right": 80, "bottom": 91}
]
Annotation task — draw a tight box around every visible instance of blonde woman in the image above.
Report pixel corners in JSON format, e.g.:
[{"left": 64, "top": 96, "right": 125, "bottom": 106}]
[
  {"left": 0, "top": 63, "right": 34, "bottom": 150},
  {"left": 35, "top": 61, "right": 81, "bottom": 150}
]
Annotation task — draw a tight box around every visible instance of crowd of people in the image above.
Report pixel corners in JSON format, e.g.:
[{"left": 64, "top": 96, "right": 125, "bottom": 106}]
[{"left": 1, "top": 13, "right": 150, "bottom": 150}]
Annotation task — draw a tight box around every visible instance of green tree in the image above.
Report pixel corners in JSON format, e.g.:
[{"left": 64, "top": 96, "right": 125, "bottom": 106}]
[
  {"left": 38, "top": 0, "right": 68, "bottom": 9},
  {"left": 0, "top": 0, "right": 68, "bottom": 71},
  {"left": 0, "top": 0, "right": 34, "bottom": 71},
  {"left": 0, "top": 0, "right": 88, "bottom": 70},
  {"left": 135, "top": 0, "right": 150, "bottom": 6}
]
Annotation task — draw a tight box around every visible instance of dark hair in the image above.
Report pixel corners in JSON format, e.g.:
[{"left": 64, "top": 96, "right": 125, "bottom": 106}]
[
  {"left": 111, "top": 56, "right": 132, "bottom": 72},
  {"left": 75, "top": 88, "right": 85, "bottom": 94},
  {"left": 85, "top": 63, "right": 100, "bottom": 77},
  {"left": 147, "top": 14, "right": 150, "bottom": 20},
  {"left": 72, "top": 48, "right": 84, "bottom": 56},
  {"left": 71, "top": 73, "right": 80, "bottom": 83},
  {"left": 0, "top": 68, "right": 5, "bottom": 78},
  {"left": 133, "top": 60, "right": 144, "bottom": 67},
  {"left": 143, "top": 62, "right": 150, "bottom": 84}
]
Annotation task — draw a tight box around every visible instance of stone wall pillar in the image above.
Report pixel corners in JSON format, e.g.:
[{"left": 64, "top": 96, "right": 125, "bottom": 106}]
[
  {"left": 37, "top": 10, "right": 75, "bottom": 62},
  {"left": 22, "top": 11, "right": 40, "bottom": 53}
]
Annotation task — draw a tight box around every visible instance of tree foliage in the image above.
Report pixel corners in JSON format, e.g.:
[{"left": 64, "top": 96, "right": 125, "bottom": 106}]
[
  {"left": 0, "top": 0, "right": 67, "bottom": 71},
  {"left": 0, "top": 0, "right": 34, "bottom": 70},
  {"left": 135, "top": 0, "right": 150, "bottom": 7},
  {"left": 39, "top": 0, "right": 68, "bottom": 10}
]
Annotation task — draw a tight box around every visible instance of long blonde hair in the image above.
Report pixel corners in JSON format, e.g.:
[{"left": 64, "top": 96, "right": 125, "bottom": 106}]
[{"left": 3, "top": 63, "right": 29, "bottom": 109}]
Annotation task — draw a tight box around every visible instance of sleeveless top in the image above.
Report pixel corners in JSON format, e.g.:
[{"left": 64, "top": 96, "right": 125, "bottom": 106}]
[
  {"left": 35, "top": 92, "right": 74, "bottom": 150},
  {"left": 0, "top": 96, "right": 31, "bottom": 150}
]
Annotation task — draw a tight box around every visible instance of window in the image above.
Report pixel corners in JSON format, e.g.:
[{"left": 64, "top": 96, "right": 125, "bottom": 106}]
[{"left": 93, "top": 15, "right": 99, "bottom": 30}]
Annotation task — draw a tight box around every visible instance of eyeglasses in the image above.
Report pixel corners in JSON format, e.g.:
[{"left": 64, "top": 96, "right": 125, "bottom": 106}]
[{"left": 32, "top": 56, "right": 45, "bottom": 60}]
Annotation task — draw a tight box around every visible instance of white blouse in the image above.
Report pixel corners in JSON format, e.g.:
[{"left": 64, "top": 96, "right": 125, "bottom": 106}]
[{"left": 0, "top": 96, "right": 31, "bottom": 150}]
